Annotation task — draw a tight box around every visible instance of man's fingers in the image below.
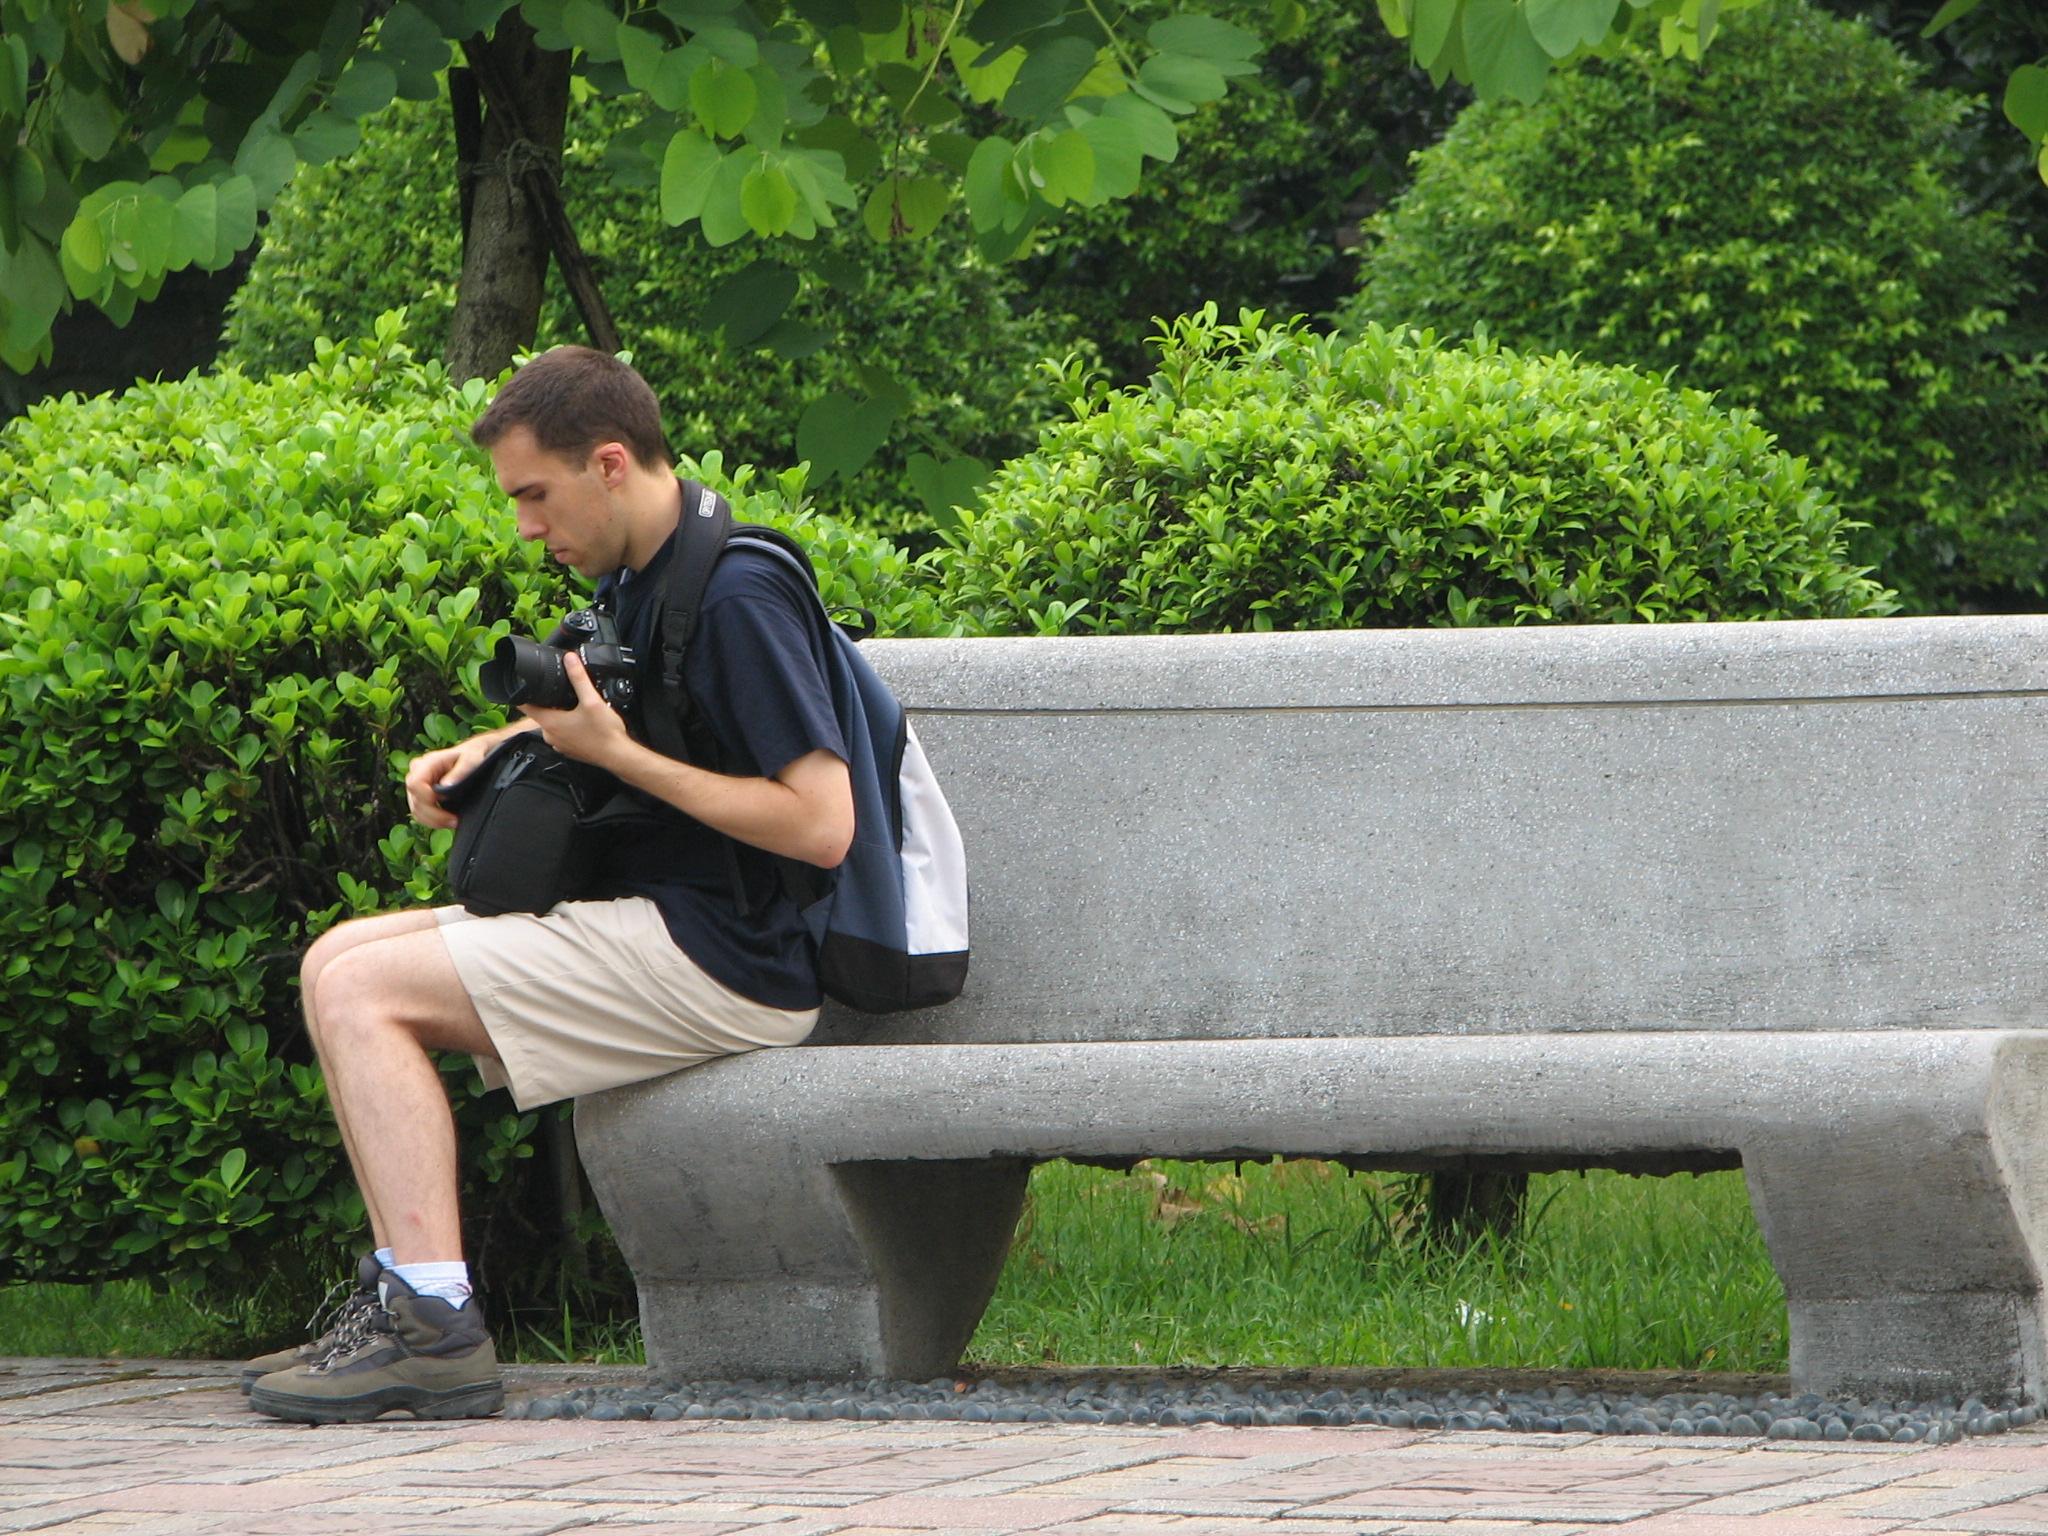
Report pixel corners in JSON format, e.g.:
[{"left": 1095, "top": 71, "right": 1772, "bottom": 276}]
[{"left": 564, "top": 651, "right": 604, "bottom": 706}]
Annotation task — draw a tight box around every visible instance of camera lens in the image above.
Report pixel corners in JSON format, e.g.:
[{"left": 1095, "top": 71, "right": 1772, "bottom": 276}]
[{"left": 480, "top": 636, "right": 577, "bottom": 709}]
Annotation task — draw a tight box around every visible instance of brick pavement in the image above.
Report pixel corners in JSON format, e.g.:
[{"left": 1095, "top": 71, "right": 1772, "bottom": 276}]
[{"left": 8, "top": 1359, "right": 2048, "bottom": 1535}]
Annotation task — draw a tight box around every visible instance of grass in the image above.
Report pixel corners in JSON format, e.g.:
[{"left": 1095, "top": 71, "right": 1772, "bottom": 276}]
[
  {"left": 0, "top": 1163, "right": 1786, "bottom": 1372},
  {"left": 969, "top": 1161, "right": 1785, "bottom": 1374}
]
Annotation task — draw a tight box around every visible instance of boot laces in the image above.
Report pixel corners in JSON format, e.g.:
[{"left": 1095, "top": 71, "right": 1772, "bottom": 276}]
[{"left": 310, "top": 1291, "right": 391, "bottom": 1369}]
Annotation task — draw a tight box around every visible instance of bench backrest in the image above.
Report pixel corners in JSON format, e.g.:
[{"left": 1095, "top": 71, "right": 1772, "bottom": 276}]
[{"left": 812, "top": 617, "right": 2048, "bottom": 1046}]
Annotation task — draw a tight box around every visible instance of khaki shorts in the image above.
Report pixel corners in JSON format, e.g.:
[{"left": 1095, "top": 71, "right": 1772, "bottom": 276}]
[{"left": 435, "top": 897, "right": 818, "bottom": 1111}]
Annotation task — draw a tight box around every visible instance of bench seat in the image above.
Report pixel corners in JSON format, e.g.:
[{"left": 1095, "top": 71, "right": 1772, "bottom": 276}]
[{"left": 581, "top": 1029, "right": 2048, "bottom": 1400}]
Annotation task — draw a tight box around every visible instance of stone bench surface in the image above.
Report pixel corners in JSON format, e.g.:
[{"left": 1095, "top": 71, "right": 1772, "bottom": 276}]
[
  {"left": 577, "top": 617, "right": 2048, "bottom": 1400},
  {"left": 818, "top": 616, "right": 2048, "bottom": 1046}
]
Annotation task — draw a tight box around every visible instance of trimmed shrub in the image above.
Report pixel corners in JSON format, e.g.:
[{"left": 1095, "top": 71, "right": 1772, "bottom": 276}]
[
  {"left": 1338, "top": 0, "right": 2047, "bottom": 612},
  {"left": 0, "top": 317, "right": 943, "bottom": 1327},
  {"left": 937, "top": 308, "right": 1895, "bottom": 637},
  {"left": 220, "top": 86, "right": 1071, "bottom": 537},
  {"left": 1019, "top": 0, "right": 1463, "bottom": 380}
]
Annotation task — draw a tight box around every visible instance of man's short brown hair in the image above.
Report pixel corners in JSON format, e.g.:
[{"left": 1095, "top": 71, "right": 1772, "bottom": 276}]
[{"left": 470, "top": 346, "right": 672, "bottom": 469}]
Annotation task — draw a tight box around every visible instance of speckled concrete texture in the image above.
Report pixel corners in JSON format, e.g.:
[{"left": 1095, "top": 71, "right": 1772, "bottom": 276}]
[
  {"left": 17, "top": 1358, "right": 2048, "bottom": 1535},
  {"left": 575, "top": 620, "right": 2048, "bottom": 1398}
]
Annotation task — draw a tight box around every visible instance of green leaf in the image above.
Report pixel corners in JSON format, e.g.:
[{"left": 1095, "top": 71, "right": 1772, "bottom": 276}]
[
  {"left": 1462, "top": 0, "right": 1551, "bottom": 103},
  {"left": 693, "top": 58, "right": 758, "bottom": 138},
  {"left": 660, "top": 127, "right": 722, "bottom": 223},
  {"left": 2006, "top": 65, "right": 2048, "bottom": 144},
  {"left": 1919, "top": 0, "right": 1984, "bottom": 38},
  {"left": 1134, "top": 53, "right": 1227, "bottom": 113},
  {"left": 209, "top": 176, "right": 258, "bottom": 268},
  {"left": 740, "top": 160, "right": 798, "bottom": 235},
  {"left": 522, "top": 0, "right": 575, "bottom": 49},
  {"left": 646, "top": 40, "right": 706, "bottom": 111},
  {"left": 783, "top": 148, "right": 858, "bottom": 223},
  {"left": 376, "top": 4, "right": 452, "bottom": 100},
  {"left": 330, "top": 59, "right": 397, "bottom": 120},
  {"left": 744, "top": 61, "right": 786, "bottom": 148},
  {"left": 258, "top": 51, "right": 323, "bottom": 130},
  {"left": 1100, "top": 92, "right": 1178, "bottom": 161},
  {"left": 1074, "top": 112, "right": 1141, "bottom": 201},
  {"left": 1028, "top": 128, "right": 1094, "bottom": 207},
  {"left": 57, "top": 85, "right": 122, "bottom": 160},
  {"left": 0, "top": 35, "right": 28, "bottom": 122},
  {"left": 9, "top": 145, "right": 45, "bottom": 217},
  {"left": 1001, "top": 34, "right": 1098, "bottom": 124},
  {"left": 698, "top": 149, "right": 755, "bottom": 244},
  {"left": 617, "top": 20, "right": 666, "bottom": 91},
  {"left": 757, "top": 317, "right": 831, "bottom": 358},
  {"left": 695, "top": 24, "right": 760, "bottom": 66},
  {"left": 827, "top": 23, "right": 866, "bottom": 76},
  {"left": 1524, "top": 0, "right": 1620, "bottom": 58},
  {"left": 906, "top": 452, "right": 990, "bottom": 525},
  {"left": 233, "top": 128, "right": 298, "bottom": 201},
  {"left": 294, "top": 110, "right": 363, "bottom": 165},
  {"left": 169, "top": 182, "right": 216, "bottom": 271},
  {"left": 704, "top": 258, "right": 799, "bottom": 344},
  {"left": 964, "top": 134, "right": 1016, "bottom": 232},
  {"left": 795, "top": 116, "right": 879, "bottom": 180},
  {"left": 1145, "top": 15, "right": 1260, "bottom": 63},
  {"left": 1412, "top": 0, "right": 1459, "bottom": 67},
  {"left": 0, "top": 233, "right": 63, "bottom": 356},
  {"left": 60, "top": 211, "right": 106, "bottom": 288},
  {"left": 563, "top": 0, "right": 624, "bottom": 60},
  {"left": 797, "top": 390, "right": 901, "bottom": 481},
  {"left": 861, "top": 175, "right": 948, "bottom": 241},
  {"left": 949, "top": 34, "right": 1026, "bottom": 104},
  {"left": 965, "top": 0, "right": 1067, "bottom": 49}
]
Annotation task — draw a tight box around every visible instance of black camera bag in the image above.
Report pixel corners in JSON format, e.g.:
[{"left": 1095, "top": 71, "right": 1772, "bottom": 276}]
[{"left": 437, "top": 731, "right": 617, "bottom": 916}]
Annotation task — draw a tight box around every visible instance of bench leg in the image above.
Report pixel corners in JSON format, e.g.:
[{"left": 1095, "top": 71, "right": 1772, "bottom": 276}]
[
  {"left": 576, "top": 1069, "right": 1031, "bottom": 1380},
  {"left": 1742, "top": 1053, "right": 2048, "bottom": 1405}
]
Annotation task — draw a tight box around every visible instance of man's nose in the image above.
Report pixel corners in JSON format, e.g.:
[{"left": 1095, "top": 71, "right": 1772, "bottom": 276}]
[{"left": 515, "top": 505, "right": 546, "bottom": 541}]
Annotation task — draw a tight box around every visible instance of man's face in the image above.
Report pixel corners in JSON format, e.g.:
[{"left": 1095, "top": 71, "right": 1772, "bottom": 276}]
[{"left": 486, "top": 424, "right": 624, "bottom": 579}]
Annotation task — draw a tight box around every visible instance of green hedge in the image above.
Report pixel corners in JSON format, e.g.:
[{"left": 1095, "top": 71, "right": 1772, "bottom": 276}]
[
  {"left": 1338, "top": 0, "right": 2047, "bottom": 612},
  {"left": 219, "top": 85, "right": 1070, "bottom": 539},
  {"left": 0, "top": 319, "right": 940, "bottom": 1325},
  {"left": 937, "top": 307, "right": 1895, "bottom": 635}
]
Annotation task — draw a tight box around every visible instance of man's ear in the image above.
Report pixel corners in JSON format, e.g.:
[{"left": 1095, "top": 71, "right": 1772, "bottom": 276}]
[{"left": 594, "top": 441, "right": 631, "bottom": 487}]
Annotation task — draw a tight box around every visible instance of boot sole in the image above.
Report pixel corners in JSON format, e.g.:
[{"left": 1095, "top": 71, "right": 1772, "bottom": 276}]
[{"left": 247, "top": 1378, "right": 504, "bottom": 1424}]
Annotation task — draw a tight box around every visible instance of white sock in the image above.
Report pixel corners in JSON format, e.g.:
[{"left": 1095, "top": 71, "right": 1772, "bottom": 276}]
[
  {"left": 374, "top": 1247, "right": 395, "bottom": 1270},
  {"left": 384, "top": 1261, "right": 472, "bottom": 1307}
]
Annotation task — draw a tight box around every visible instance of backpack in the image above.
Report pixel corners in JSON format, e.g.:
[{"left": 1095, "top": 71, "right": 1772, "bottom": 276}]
[{"left": 639, "top": 480, "right": 970, "bottom": 1014}]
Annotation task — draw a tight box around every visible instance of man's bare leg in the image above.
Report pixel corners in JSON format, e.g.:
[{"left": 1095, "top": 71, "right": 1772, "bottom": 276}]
[
  {"left": 300, "top": 909, "right": 454, "bottom": 1250},
  {"left": 304, "top": 922, "right": 496, "bottom": 1263}
]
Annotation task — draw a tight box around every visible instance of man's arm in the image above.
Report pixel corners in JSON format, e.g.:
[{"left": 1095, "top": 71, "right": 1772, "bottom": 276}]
[
  {"left": 522, "top": 652, "right": 854, "bottom": 869},
  {"left": 404, "top": 718, "right": 540, "bottom": 831}
]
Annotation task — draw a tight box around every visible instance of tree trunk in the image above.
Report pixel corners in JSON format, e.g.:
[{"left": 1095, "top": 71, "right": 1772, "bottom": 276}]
[
  {"left": 444, "top": 16, "right": 568, "bottom": 382},
  {"left": 1426, "top": 1168, "right": 1527, "bottom": 1247}
]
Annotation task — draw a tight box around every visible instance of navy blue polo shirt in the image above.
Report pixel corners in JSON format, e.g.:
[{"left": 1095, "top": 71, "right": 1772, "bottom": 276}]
[{"left": 585, "top": 525, "right": 845, "bottom": 1010}]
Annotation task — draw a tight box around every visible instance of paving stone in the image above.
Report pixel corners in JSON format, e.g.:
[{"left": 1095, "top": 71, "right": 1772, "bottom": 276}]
[{"left": 10, "top": 1359, "right": 2048, "bottom": 1535}]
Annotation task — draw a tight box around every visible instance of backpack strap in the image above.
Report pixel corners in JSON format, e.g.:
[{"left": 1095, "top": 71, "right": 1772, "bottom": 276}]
[{"left": 642, "top": 479, "right": 732, "bottom": 764}]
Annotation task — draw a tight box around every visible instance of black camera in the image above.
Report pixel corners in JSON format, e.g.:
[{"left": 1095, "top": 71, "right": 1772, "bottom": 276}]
[{"left": 480, "top": 607, "right": 639, "bottom": 713}]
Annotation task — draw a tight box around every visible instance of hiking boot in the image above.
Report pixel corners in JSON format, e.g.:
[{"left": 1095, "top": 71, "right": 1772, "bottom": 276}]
[
  {"left": 238, "top": 1253, "right": 385, "bottom": 1395},
  {"left": 247, "top": 1270, "right": 503, "bottom": 1424}
]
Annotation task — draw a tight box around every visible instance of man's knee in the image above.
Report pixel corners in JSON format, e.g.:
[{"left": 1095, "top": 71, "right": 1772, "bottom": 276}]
[{"left": 302, "top": 910, "right": 441, "bottom": 1021}]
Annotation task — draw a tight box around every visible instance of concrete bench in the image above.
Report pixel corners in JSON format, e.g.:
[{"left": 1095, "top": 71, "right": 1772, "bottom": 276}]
[{"left": 576, "top": 616, "right": 2048, "bottom": 1402}]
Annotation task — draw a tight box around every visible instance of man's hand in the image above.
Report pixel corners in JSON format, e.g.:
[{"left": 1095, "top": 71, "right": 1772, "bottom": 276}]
[
  {"left": 404, "top": 723, "right": 538, "bottom": 829},
  {"left": 520, "top": 652, "right": 633, "bottom": 770}
]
